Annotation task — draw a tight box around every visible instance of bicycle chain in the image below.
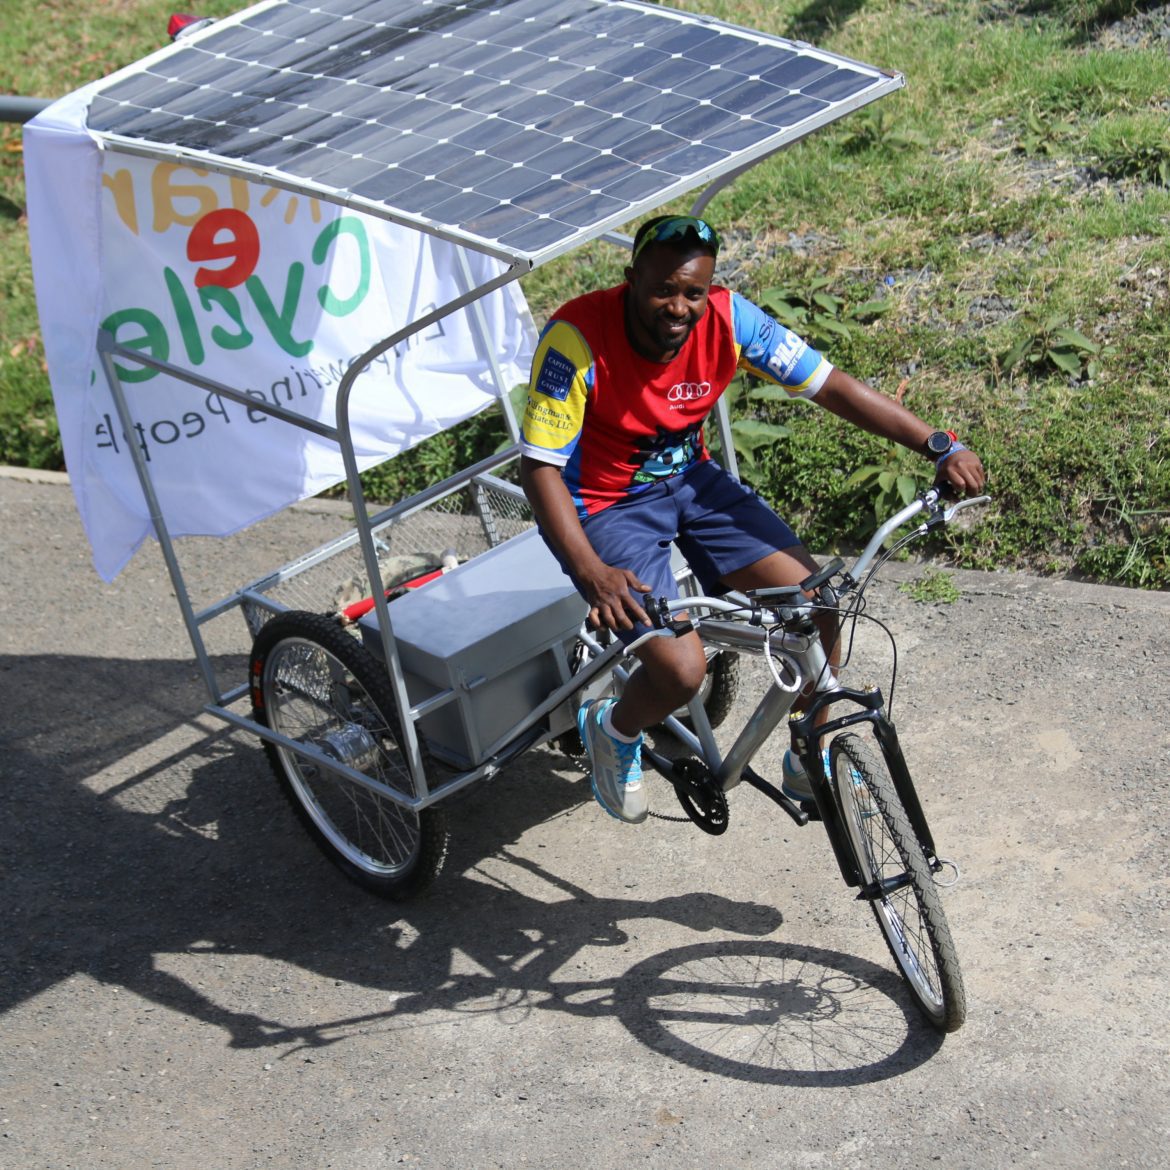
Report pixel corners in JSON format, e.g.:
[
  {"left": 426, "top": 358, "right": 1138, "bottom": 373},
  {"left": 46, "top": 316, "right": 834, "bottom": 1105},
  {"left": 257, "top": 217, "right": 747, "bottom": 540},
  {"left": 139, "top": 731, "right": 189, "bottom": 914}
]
[{"left": 648, "top": 770, "right": 710, "bottom": 825}]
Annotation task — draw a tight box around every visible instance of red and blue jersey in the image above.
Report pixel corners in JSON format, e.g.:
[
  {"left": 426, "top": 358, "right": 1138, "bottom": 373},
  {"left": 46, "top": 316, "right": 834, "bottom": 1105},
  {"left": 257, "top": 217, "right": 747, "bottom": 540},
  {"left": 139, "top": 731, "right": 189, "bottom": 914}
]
[{"left": 521, "top": 284, "right": 832, "bottom": 519}]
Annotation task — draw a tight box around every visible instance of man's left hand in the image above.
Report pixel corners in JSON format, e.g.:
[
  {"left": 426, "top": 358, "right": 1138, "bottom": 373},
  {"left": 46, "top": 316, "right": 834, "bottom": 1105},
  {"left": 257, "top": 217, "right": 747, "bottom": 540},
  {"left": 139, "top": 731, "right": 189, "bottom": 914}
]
[{"left": 939, "top": 448, "right": 985, "bottom": 496}]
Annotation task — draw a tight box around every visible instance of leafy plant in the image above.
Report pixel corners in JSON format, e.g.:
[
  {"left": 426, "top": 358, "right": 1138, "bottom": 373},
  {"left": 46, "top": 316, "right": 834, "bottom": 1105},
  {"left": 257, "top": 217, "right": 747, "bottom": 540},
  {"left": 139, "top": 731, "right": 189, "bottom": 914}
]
[
  {"left": 843, "top": 446, "right": 934, "bottom": 523},
  {"left": 899, "top": 567, "right": 961, "bottom": 604},
  {"left": 1094, "top": 137, "right": 1170, "bottom": 187},
  {"left": 755, "top": 279, "right": 892, "bottom": 352},
  {"left": 836, "top": 107, "right": 931, "bottom": 155},
  {"left": 1016, "top": 104, "right": 1076, "bottom": 157},
  {"left": 994, "top": 313, "right": 1108, "bottom": 382},
  {"left": 713, "top": 372, "right": 792, "bottom": 489}
]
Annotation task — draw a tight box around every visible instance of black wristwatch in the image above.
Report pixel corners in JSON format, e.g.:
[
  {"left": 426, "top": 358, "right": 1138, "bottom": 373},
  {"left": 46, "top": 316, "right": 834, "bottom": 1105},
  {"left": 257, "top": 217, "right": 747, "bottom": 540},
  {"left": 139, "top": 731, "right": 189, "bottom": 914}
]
[{"left": 924, "top": 430, "right": 955, "bottom": 458}]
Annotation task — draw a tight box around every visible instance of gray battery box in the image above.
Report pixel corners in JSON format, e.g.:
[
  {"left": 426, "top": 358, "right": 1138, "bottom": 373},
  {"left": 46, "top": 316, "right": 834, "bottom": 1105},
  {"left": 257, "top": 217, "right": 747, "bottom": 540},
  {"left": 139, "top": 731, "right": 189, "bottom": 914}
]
[{"left": 358, "top": 528, "right": 588, "bottom": 768}]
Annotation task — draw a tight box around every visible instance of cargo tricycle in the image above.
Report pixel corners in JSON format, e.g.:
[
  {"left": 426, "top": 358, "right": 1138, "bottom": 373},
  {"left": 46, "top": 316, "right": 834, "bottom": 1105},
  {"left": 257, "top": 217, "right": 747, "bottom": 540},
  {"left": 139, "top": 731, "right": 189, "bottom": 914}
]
[{"left": 27, "top": 0, "right": 979, "bottom": 1030}]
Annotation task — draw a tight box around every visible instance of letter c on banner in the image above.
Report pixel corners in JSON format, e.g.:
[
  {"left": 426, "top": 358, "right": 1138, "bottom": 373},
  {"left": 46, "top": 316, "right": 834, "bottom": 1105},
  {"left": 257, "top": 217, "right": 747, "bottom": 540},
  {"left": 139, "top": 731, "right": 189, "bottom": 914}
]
[
  {"left": 188, "top": 208, "right": 260, "bottom": 289},
  {"left": 313, "top": 216, "right": 370, "bottom": 317}
]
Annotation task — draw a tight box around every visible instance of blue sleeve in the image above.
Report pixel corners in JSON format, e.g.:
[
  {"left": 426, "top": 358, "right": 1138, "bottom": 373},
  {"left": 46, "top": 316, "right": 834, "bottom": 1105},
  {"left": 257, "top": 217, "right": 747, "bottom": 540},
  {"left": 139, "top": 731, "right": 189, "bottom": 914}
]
[{"left": 730, "top": 290, "right": 832, "bottom": 397}]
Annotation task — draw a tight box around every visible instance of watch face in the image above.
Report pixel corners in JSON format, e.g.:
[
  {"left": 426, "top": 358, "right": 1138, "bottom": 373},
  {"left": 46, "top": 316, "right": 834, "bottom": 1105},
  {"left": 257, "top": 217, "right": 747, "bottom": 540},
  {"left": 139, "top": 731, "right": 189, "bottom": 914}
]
[{"left": 926, "top": 431, "right": 952, "bottom": 456}]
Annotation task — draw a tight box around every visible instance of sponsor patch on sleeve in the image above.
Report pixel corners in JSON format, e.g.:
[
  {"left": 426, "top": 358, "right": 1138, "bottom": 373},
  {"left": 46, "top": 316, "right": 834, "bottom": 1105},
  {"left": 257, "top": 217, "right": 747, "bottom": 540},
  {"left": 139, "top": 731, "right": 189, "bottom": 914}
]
[
  {"left": 535, "top": 347, "right": 576, "bottom": 402},
  {"left": 765, "top": 328, "right": 807, "bottom": 382}
]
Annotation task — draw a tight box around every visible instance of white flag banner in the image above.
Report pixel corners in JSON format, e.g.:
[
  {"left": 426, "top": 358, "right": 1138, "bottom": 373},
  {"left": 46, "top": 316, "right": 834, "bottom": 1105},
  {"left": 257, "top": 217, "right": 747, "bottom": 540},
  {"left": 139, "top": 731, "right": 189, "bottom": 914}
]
[{"left": 24, "top": 88, "right": 537, "bottom": 582}]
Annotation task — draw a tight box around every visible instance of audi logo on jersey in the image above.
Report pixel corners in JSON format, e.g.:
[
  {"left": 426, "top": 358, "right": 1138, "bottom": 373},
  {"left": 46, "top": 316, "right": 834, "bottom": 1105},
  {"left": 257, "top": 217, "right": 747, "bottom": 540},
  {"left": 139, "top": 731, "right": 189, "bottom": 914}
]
[{"left": 666, "top": 381, "right": 712, "bottom": 404}]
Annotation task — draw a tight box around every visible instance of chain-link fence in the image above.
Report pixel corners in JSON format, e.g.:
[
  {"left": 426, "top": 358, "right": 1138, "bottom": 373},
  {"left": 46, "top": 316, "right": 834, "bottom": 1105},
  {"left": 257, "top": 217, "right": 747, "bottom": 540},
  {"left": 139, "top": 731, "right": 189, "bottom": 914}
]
[{"left": 241, "top": 473, "right": 535, "bottom": 636}]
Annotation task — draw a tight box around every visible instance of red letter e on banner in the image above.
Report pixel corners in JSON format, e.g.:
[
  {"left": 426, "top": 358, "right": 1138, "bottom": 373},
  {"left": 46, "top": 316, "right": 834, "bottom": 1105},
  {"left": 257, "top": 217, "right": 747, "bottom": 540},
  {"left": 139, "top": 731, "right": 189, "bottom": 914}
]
[{"left": 188, "top": 208, "right": 260, "bottom": 289}]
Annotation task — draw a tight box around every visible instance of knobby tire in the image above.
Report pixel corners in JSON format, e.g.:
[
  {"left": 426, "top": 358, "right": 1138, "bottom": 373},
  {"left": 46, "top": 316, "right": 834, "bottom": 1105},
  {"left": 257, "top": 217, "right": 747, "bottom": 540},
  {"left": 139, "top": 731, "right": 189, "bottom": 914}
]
[{"left": 249, "top": 610, "right": 449, "bottom": 900}]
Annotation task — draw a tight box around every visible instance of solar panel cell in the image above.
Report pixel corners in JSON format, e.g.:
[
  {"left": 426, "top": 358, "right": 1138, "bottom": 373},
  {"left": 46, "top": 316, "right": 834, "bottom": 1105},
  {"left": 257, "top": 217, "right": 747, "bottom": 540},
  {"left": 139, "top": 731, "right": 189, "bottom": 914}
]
[
  {"left": 527, "top": 139, "right": 599, "bottom": 178},
  {"left": 528, "top": 103, "right": 611, "bottom": 140},
  {"left": 497, "top": 216, "right": 574, "bottom": 252},
  {"left": 393, "top": 177, "right": 462, "bottom": 213},
  {"left": 434, "top": 151, "right": 512, "bottom": 187},
  {"left": 611, "top": 128, "right": 687, "bottom": 167},
  {"left": 760, "top": 55, "right": 836, "bottom": 90},
  {"left": 485, "top": 128, "right": 563, "bottom": 164},
  {"left": 498, "top": 93, "right": 575, "bottom": 130},
  {"left": 804, "top": 67, "right": 875, "bottom": 101},
  {"left": 653, "top": 140, "right": 728, "bottom": 178},
  {"left": 551, "top": 190, "right": 626, "bottom": 227},
  {"left": 713, "top": 79, "right": 787, "bottom": 116},
  {"left": 588, "top": 80, "right": 659, "bottom": 117},
  {"left": 425, "top": 188, "right": 502, "bottom": 222},
  {"left": 756, "top": 93, "right": 830, "bottom": 128},
  {"left": 352, "top": 165, "right": 432, "bottom": 201},
  {"left": 623, "top": 91, "right": 695, "bottom": 129},
  {"left": 684, "top": 33, "right": 756, "bottom": 67}
]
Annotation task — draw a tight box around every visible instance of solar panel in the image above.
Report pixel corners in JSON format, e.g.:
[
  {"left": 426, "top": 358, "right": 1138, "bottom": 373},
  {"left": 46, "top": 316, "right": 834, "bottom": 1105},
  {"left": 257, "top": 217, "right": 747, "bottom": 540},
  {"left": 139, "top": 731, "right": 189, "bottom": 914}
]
[{"left": 83, "top": 0, "right": 903, "bottom": 266}]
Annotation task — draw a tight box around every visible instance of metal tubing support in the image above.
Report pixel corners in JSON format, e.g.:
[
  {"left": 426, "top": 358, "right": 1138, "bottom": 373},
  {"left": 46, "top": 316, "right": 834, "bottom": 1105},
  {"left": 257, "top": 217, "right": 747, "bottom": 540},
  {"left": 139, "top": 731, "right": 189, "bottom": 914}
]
[
  {"left": 332, "top": 262, "right": 526, "bottom": 801},
  {"left": 211, "top": 704, "right": 425, "bottom": 811},
  {"left": 716, "top": 679, "right": 798, "bottom": 792},
  {"left": 711, "top": 395, "right": 740, "bottom": 480},
  {"left": 454, "top": 247, "right": 523, "bottom": 443},
  {"left": 96, "top": 336, "right": 222, "bottom": 704},
  {"left": 0, "top": 95, "right": 50, "bottom": 123}
]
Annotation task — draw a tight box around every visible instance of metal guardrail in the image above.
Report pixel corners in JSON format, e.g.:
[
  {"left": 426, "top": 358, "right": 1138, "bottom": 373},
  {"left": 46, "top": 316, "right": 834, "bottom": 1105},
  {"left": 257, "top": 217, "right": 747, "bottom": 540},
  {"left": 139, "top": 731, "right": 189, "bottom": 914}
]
[{"left": 1, "top": 96, "right": 51, "bottom": 124}]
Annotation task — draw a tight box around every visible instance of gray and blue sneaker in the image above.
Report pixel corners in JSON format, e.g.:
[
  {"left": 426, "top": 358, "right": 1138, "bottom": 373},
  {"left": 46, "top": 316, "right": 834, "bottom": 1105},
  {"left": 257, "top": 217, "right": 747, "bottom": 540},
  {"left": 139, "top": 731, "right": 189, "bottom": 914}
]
[
  {"left": 781, "top": 747, "right": 831, "bottom": 803},
  {"left": 577, "top": 698, "right": 648, "bottom": 824}
]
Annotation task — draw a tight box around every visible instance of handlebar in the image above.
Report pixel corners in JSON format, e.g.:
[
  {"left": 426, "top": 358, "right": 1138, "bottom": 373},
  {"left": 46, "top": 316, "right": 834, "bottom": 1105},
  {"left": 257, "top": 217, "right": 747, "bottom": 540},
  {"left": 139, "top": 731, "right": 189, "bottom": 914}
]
[
  {"left": 840, "top": 484, "right": 990, "bottom": 592},
  {"left": 644, "top": 485, "right": 991, "bottom": 632}
]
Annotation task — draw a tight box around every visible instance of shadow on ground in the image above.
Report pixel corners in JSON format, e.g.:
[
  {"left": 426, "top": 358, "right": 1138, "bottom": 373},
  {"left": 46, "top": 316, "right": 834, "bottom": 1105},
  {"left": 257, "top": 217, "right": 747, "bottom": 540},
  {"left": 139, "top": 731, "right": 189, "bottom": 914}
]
[{"left": 1, "top": 651, "right": 942, "bottom": 1085}]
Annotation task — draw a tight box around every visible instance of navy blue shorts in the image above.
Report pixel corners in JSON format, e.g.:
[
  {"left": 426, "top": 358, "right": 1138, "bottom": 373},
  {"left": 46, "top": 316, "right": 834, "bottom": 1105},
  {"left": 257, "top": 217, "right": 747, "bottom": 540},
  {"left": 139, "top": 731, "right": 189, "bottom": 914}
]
[{"left": 550, "top": 460, "right": 801, "bottom": 644}]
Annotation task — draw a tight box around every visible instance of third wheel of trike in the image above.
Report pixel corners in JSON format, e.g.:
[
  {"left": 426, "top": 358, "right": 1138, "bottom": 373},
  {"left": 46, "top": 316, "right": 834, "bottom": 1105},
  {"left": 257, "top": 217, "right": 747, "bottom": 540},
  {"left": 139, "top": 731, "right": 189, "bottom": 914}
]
[
  {"left": 829, "top": 733, "right": 967, "bottom": 1032},
  {"left": 249, "top": 610, "right": 449, "bottom": 900}
]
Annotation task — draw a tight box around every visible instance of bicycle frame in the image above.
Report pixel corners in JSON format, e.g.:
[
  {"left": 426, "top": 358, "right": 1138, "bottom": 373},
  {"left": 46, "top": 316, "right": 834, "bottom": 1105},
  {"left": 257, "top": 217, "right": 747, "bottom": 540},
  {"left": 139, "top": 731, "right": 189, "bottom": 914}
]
[
  {"left": 626, "top": 600, "right": 873, "bottom": 890},
  {"left": 624, "top": 486, "right": 990, "bottom": 886}
]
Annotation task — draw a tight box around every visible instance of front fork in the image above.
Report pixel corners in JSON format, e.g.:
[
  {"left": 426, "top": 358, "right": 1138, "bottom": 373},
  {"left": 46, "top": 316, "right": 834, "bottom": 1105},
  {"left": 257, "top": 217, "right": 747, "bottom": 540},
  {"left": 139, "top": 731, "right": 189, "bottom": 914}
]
[{"left": 789, "top": 687, "right": 940, "bottom": 888}]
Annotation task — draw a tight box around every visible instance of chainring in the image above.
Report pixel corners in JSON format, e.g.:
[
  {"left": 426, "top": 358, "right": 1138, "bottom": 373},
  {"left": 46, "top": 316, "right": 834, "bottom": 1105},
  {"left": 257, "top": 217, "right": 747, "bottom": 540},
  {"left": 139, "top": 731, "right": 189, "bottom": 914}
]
[{"left": 669, "top": 758, "right": 730, "bottom": 836}]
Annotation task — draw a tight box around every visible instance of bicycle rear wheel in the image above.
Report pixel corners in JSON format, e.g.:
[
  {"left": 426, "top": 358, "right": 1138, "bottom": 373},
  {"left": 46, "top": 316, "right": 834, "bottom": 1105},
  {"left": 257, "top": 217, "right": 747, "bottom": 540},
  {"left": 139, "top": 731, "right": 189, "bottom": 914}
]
[
  {"left": 830, "top": 734, "right": 966, "bottom": 1032},
  {"left": 250, "top": 611, "right": 449, "bottom": 899}
]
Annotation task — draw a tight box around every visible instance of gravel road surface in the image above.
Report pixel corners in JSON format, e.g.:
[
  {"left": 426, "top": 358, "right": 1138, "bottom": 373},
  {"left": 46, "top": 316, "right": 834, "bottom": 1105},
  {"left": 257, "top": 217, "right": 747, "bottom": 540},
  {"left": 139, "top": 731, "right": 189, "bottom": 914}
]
[{"left": 2, "top": 473, "right": 1168, "bottom": 1169}]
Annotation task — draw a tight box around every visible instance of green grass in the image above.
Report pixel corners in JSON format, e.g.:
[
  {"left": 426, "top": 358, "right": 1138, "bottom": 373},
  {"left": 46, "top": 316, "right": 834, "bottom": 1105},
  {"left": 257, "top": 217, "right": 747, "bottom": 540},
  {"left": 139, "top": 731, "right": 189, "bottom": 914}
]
[
  {"left": 900, "top": 568, "right": 962, "bottom": 605},
  {"left": 3, "top": 0, "right": 1169, "bottom": 587}
]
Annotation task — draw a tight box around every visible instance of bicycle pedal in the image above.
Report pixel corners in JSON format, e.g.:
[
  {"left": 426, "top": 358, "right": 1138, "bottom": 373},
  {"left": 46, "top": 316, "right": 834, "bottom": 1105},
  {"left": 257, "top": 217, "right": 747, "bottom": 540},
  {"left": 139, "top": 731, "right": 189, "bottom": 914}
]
[{"left": 798, "top": 798, "right": 822, "bottom": 823}]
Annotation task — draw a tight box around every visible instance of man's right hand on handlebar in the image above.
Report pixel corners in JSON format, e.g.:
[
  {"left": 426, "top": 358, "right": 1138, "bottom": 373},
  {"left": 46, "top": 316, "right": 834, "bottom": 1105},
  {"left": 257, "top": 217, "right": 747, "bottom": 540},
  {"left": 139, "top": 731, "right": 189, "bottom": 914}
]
[{"left": 580, "top": 561, "right": 652, "bottom": 632}]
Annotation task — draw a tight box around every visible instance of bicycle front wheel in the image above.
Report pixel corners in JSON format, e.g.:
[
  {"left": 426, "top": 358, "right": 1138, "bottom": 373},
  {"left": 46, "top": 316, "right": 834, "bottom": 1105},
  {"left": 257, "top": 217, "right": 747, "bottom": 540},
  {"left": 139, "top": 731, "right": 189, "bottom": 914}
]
[{"left": 830, "top": 734, "right": 966, "bottom": 1032}]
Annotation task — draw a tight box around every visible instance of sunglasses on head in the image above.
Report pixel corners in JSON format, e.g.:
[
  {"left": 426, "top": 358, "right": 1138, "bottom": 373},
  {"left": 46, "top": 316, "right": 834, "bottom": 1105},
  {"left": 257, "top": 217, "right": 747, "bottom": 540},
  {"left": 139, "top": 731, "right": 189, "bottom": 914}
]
[{"left": 631, "top": 216, "right": 721, "bottom": 264}]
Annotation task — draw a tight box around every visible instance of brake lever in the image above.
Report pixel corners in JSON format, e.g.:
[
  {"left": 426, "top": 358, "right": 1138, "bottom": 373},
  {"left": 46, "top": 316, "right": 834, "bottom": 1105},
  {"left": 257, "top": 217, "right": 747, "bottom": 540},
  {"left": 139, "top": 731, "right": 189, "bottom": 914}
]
[{"left": 942, "top": 494, "right": 991, "bottom": 523}]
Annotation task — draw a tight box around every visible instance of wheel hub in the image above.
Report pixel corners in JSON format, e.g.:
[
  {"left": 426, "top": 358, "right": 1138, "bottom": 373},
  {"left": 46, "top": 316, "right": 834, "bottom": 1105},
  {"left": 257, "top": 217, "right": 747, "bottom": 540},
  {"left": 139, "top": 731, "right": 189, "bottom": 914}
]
[{"left": 318, "top": 722, "right": 379, "bottom": 771}]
